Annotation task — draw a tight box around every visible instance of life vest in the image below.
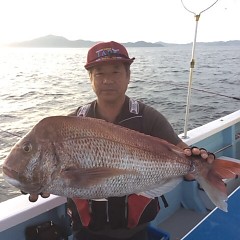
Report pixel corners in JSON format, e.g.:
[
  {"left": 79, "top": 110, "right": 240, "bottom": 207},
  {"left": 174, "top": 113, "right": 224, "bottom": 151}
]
[
  {"left": 68, "top": 97, "right": 162, "bottom": 230},
  {"left": 70, "top": 195, "right": 159, "bottom": 230}
]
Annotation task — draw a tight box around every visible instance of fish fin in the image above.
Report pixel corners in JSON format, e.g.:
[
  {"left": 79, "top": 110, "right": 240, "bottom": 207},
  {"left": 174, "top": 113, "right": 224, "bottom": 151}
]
[
  {"left": 212, "top": 158, "right": 240, "bottom": 179},
  {"left": 61, "top": 167, "right": 137, "bottom": 188},
  {"left": 197, "top": 157, "right": 240, "bottom": 212},
  {"left": 196, "top": 175, "right": 228, "bottom": 212},
  {"left": 139, "top": 177, "right": 182, "bottom": 198}
]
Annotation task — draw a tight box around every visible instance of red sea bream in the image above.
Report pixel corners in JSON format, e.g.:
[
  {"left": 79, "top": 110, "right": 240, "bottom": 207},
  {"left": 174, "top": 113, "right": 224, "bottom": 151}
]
[{"left": 3, "top": 116, "right": 240, "bottom": 211}]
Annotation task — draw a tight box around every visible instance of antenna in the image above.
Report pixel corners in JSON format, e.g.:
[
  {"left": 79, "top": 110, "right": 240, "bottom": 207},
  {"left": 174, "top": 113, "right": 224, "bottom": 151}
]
[{"left": 181, "top": 0, "right": 219, "bottom": 139}]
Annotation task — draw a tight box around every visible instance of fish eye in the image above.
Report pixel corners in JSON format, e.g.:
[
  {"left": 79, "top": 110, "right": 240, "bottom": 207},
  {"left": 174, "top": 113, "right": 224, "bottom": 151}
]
[{"left": 22, "top": 142, "right": 32, "bottom": 153}]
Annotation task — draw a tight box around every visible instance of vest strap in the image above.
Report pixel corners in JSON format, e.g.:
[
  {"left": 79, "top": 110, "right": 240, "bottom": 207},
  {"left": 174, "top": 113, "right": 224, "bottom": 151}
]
[
  {"left": 129, "top": 98, "right": 139, "bottom": 114},
  {"left": 127, "top": 194, "right": 152, "bottom": 228},
  {"left": 72, "top": 198, "right": 91, "bottom": 227},
  {"left": 77, "top": 104, "right": 91, "bottom": 117}
]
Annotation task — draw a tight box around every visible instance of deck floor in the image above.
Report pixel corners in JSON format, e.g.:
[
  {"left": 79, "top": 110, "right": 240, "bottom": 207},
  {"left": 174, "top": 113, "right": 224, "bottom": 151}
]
[
  {"left": 158, "top": 176, "right": 240, "bottom": 240},
  {"left": 158, "top": 207, "right": 209, "bottom": 240}
]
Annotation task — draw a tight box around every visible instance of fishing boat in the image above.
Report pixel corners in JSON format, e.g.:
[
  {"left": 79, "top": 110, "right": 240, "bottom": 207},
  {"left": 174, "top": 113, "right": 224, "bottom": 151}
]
[
  {"left": 0, "top": 109, "right": 239, "bottom": 239},
  {"left": 1, "top": 1, "right": 240, "bottom": 239}
]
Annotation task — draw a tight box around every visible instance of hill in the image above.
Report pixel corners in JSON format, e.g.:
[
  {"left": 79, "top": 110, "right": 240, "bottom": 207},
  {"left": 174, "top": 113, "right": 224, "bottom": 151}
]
[
  {"left": 8, "top": 35, "right": 164, "bottom": 48},
  {"left": 8, "top": 35, "right": 95, "bottom": 48},
  {"left": 6, "top": 35, "right": 240, "bottom": 48}
]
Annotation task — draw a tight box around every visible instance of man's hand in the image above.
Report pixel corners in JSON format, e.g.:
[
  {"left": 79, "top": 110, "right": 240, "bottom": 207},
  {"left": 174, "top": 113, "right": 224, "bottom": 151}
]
[
  {"left": 184, "top": 147, "right": 215, "bottom": 164},
  {"left": 21, "top": 191, "right": 50, "bottom": 202},
  {"left": 183, "top": 146, "right": 215, "bottom": 180}
]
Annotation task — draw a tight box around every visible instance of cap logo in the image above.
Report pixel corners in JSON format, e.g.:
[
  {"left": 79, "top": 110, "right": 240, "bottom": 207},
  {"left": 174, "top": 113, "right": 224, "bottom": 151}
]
[
  {"left": 94, "top": 48, "right": 128, "bottom": 62},
  {"left": 96, "top": 48, "right": 120, "bottom": 58}
]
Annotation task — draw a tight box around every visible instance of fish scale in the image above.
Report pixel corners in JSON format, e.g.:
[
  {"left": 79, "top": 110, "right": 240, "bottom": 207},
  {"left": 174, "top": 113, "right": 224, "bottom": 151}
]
[{"left": 49, "top": 135, "right": 190, "bottom": 198}]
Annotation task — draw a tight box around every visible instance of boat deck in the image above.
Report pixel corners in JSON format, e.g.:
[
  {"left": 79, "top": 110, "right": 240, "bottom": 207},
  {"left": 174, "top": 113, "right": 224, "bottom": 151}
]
[
  {"left": 156, "top": 176, "right": 240, "bottom": 240},
  {"left": 182, "top": 186, "right": 240, "bottom": 240},
  {"left": 159, "top": 207, "right": 208, "bottom": 240}
]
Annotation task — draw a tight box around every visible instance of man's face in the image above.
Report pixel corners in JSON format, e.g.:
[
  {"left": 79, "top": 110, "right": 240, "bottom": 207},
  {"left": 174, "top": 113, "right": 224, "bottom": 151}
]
[{"left": 89, "top": 62, "right": 130, "bottom": 103}]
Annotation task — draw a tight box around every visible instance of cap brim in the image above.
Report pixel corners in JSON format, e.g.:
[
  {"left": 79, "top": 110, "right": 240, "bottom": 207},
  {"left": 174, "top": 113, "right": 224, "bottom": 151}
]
[{"left": 85, "top": 58, "right": 135, "bottom": 70}]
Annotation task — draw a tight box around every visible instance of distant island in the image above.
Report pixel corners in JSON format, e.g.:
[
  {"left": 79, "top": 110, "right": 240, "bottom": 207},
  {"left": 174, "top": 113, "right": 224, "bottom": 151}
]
[{"left": 6, "top": 35, "right": 240, "bottom": 48}]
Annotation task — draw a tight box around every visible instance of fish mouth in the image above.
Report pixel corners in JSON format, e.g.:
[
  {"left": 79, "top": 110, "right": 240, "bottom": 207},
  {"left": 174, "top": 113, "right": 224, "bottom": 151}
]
[
  {"left": 3, "top": 165, "right": 44, "bottom": 194},
  {"left": 2, "top": 165, "right": 19, "bottom": 181},
  {"left": 4, "top": 175, "right": 23, "bottom": 189}
]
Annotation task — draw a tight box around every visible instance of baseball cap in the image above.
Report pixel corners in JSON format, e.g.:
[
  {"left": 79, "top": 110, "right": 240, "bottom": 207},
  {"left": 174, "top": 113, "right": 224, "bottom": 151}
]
[{"left": 84, "top": 41, "right": 135, "bottom": 70}]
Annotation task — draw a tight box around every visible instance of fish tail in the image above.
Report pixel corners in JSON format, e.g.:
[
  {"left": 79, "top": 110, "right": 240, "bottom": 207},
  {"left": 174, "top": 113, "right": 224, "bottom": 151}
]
[{"left": 196, "top": 158, "right": 240, "bottom": 212}]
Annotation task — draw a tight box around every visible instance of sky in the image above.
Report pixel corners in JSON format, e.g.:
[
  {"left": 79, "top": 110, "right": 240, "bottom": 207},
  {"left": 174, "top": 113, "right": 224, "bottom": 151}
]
[{"left": 0, "top": 0, "right": 239, "bottom": 45}]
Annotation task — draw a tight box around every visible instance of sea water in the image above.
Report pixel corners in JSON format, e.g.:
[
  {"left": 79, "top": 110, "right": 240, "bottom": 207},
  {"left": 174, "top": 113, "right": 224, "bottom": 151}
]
[{"left": 0, "top": 45, "right": 239, "bottom": 201}]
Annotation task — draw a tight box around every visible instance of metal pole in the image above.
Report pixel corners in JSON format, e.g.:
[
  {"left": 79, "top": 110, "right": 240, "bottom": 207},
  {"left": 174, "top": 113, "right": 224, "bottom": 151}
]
[
  {"left": 183, "top": 14, "right": 200, "bottom": 139},
  {"left": 180, "top": 0, "right": 219, "bottom": 138}
]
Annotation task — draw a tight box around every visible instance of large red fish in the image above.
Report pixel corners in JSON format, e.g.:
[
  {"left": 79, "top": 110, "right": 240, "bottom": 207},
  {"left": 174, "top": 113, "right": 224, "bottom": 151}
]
[{"left": 3, "top": 116, "right": 240, "bottom": 211}]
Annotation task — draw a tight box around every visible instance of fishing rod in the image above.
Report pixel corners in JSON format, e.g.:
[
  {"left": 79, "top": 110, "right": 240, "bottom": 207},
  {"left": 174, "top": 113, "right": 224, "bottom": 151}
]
[
  {"left": 0, "top": 129, "right": 22, "bottom": 138},
  {"left": 181, "top": 0, "right": 220, "bottom": 139},
  {"left": 168, "top": 82, "right": 240, "bottom": 101}
]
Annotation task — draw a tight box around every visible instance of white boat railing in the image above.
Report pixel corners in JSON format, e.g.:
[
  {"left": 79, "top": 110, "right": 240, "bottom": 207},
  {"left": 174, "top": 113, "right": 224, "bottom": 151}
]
[
  {"left": 0, "top": 194, "right": 66, "bottom": 232},
  {"left": 180, "top": 110, "right": 240, "bottom": 146}
]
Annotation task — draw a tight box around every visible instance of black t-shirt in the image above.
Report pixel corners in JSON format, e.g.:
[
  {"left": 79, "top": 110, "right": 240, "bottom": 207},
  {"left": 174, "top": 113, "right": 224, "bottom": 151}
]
[
  {"left": 70, "top": 96, "right": 181, "bottom": 145},
  {"left": 67, "top": 96, "right": 181, "bottom": 235}
]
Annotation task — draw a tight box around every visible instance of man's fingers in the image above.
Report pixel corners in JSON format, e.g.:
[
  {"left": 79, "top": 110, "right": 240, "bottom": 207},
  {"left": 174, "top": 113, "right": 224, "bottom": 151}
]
[
  {"left": 21, "top": 190, "right": 50, "bottom": 202},
  {"left": 199, "top": 148, "right": 208, "bottom": 159},
  {"left": 183, "top": 148, "right": 192, "bottom": 156},
  {"left": 40, "top": 192, "right": 50, "bottom": 198},
  {"left": 29, "top": 194, "right": 39, "bottom": 202},
  {"left": 191, "top": 147, "right": 201, "bottom": 155},
  {"left": 207, "top": 152, "right": 215, "bottom": 164},
  {"left": 183, "top": 147, "right": 201, "bottom": 156},
  {"left": 184, "top": 147, "right": 215, "bottom": 163}
]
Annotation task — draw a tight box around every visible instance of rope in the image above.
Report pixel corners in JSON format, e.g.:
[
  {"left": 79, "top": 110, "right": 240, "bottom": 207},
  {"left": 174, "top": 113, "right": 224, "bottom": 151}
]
[
  {"left": 186, "top": 87, "right": 240, "bottom": 101},
  {"left": 181, "top": 0, "right": 219, "bottom": 15},
  {"left": 168, "top": 82, "right": 240, "bottom": 101}
]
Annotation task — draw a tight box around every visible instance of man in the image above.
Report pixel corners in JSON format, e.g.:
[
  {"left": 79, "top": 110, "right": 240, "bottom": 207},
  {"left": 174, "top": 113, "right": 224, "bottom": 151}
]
[
  {"left": 28, "top": 41, "right": 214, "bottom": 240},
  {"left": 66, "top": 41, "right": 214, "bottom": 240}
]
